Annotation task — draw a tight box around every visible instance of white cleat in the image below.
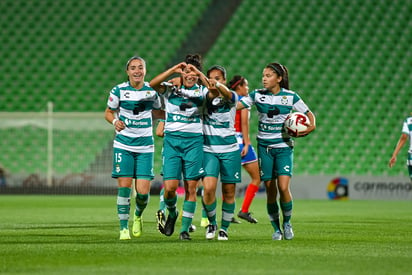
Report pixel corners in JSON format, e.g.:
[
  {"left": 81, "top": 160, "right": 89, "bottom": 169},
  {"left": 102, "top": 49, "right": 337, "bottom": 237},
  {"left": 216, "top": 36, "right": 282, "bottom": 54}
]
[
  {"left": 283, "top": 223, "right": 294, "bottom": 240},
  {"left": 272, "top": 231, "right": 283, "bottom": 241}
]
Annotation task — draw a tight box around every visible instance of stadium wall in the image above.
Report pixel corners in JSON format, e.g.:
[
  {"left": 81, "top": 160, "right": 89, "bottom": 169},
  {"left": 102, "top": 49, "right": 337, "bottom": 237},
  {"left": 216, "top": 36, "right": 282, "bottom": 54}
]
[{"left": 2, "top": 172, "right": 411, "bottom": 200}]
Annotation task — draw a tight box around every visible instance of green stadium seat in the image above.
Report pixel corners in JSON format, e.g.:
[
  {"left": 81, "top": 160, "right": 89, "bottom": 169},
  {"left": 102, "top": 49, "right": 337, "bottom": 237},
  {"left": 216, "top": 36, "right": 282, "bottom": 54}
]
[{"left": 1, "top": 0, "right": 410, "bottom": 178}]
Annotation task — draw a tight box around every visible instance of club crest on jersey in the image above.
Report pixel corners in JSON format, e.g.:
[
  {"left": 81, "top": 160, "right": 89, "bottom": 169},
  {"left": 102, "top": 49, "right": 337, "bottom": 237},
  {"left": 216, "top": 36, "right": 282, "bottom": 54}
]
[
  {"left": 192, "top": 89, "right": 200, "bottom": 96},
  {"left": 281, "top": 96, "right": 288, "bottom": 105},
  {"left": 145, "top": 91, "right": 152, "bottom": 97}
]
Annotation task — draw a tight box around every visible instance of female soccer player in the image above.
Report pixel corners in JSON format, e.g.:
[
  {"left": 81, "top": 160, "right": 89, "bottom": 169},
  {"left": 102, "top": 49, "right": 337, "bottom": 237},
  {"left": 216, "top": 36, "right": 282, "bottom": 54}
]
[
  {"left": 237, "top": 62, "right": 316, "bottom": 240},
  {"left": 389, "top": 112, "right": 412, "bottom": 181},
  {"left": 104, "top": 56, "right": 162, "bottom": 240},
  {"left": 150, "top": 54, "right": 217, "bottom": 240},
  {"left": 228, "top": 75, "right": 261, "bottom": 224},
  {"left": 202, "top": 65, "right": 241, "bottom": 240}
]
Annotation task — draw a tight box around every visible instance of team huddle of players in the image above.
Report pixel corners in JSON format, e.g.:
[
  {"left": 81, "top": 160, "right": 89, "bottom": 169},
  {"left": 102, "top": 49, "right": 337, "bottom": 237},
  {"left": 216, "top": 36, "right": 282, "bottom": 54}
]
[{"left": 105, "top": 54, "right": 316, "bottom": 241}]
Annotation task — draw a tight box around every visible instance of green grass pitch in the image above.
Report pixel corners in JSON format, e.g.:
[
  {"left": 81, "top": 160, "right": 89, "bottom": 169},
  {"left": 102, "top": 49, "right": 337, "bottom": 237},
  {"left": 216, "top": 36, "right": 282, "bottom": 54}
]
[{"left": 0, "top": 195, "right": 411, "bottom": 274}]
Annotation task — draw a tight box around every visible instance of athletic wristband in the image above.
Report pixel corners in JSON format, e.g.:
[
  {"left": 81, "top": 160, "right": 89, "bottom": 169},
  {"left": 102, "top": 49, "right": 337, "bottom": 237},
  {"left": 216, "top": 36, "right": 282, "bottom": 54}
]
[
  {"left": 112, "top": 118, "right": 118, "bottom": 125},
  {"left": 158, "top": 119, "right": 165, "bottom": 122},
  {"left": 216, "top": 82, "right": 221, "bottom": 88}
]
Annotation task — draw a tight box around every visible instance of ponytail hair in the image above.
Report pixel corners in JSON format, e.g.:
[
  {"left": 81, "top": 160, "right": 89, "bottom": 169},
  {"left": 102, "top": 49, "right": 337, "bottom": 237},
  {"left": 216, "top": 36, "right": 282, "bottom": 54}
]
[
  {"left": 185, "top": 54, "right": 203, "bottom": 72},
  {"left": 266, "top": 62, "right": 289, "bottom": 89},
  {"left": 228, "top": 75, "right": 245, "bottom": 90}
]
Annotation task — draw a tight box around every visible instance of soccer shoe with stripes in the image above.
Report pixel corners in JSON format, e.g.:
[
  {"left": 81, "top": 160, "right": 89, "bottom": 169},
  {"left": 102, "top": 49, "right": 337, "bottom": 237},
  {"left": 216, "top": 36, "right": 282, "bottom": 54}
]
[
  {"left": 132, "top": 214, "right": 143, "bottom": 237},
  {"left": 205, "top": 224, "right": 217, "bottom": 240},
  {"left": 164, "top": 210, "right": 178, "bottom": 236},
  {"left": 283, "top": 222, "right": 294, "bottom": 240},
  {"left": 119, "top": 228, "right": 131, "bottom": 240},
  {"left": 156, "top": 210, "right": 166, "bottom": 234},
  {"left": 237, "top": 211, "right": 258, "bottom": 223},
  {"left": 179, "top": 231, "right": 191, "bottom": 241},
  {"left": 217, "top": 229, "right": 228, "bottom": 241},
  {"left": 272, "top": 230, "right": 283, "bottom": 241}
]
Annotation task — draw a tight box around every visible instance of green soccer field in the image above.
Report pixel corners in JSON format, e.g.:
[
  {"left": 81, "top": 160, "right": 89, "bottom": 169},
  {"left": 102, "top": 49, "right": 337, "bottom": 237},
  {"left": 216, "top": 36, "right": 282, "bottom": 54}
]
[{"left": 0, "top": 195, "right": 411, "bottom": 274}]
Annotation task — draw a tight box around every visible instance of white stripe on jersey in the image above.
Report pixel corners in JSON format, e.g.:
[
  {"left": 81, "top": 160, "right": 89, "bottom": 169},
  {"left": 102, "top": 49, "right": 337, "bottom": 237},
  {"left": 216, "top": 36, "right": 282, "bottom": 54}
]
[
  {"left": 107, "top": 81, "right": 160, "bottom": 152},
  {"left": 241, "top": 88, "right": 310, "bottom": 148},
  {"left": 203, "top": 143, "right": 239, "bottom": 154},
  {"left": 203, "top": 91, "right": 239, "bottom": 153},
  {"left": 163, "top": 84, "right": 207, "bottom": 135},
  {"left": 113, "top": 141, "right": 154, "bottom": 153}
]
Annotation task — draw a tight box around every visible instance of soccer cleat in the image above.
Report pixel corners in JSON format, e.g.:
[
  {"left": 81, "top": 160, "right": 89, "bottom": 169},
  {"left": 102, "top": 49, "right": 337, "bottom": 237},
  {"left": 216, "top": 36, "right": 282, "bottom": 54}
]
[
  {"left": 283, "top": 222, "right": 294, "bottom": 240},
  {"left": 132, "top": 214, "right": 143, "bottom": 237},
  {"left": 179, "top": 231, "right": 191, "bottom": 241},
  {"left": 200, "top": 217, "right": 209, "bottom": 227},
  {"left": 231, "top": 217, "right": 241, "bottom": 224},
  {"left": 119, "top": 228, "right": 131, "bottom": 240},
  {"left": 272, "top": 230, "right": 283, "bottom": 241},
  {"left": 156, "top": 210, "right": 166, "bottom": 234},
  {"left": 189, "top": 224, "right": 196, "bottom": 233},
  {"left": 217, "top": 229, "right": 228, "bottom": 241},
  {"left": 205, "top": 224, "right": 217, "bottom": 240},
  {"left": 164, "top": 210, "right": 178, "bottom": 236},
  {"left": 237, "top": 211, "right": 258, "bottom": 223}
]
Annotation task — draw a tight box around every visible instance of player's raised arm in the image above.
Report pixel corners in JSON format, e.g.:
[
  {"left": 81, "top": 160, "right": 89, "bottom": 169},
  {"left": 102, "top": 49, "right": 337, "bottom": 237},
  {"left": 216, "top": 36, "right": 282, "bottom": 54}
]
[{"left": 149, "top": 62, "right": 186, "bottom": 93}]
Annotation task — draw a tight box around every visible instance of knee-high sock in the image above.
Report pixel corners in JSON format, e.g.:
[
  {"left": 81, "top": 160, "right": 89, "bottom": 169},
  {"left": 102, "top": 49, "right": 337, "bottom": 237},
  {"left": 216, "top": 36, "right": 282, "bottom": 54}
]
[
  {"left": 221, "top": 201, "right": 235, "bottom": 231},
  {"left": 164, "top": 195, "right": 178, "bottom": 218},
  {"left": 267, "top": 202, "right": 280, "bottom": 231},
  {"left": 200, "top": 187, "right": 208, "bottom": 219},
  {"left": 280, "top": 200, "right": 293, "bottom": 224},
  {"left": 241, "top": 184, "right": 259, "bottom": 213},
  {"left": 159, "top": 188, "right": 165, "bottom": 212},
  {"left": 181, "top": 200, "right": 196, "bottom": 233},
  {"left": 117, "top": 187, "right": 131, "bottom": 230},
  {"left": 135, "top": 193, "right": 149, "bottom": 217},
  {"left": 203, "top": 199, "right": 217, "bottom": 225}
]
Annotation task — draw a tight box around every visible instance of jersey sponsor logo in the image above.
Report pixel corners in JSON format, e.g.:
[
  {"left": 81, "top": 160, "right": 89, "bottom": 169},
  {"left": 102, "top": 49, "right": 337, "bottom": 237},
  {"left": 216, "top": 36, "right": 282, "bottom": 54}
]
[
  {"left": 234, "top": 172, "right": 239, "bottom": 179},
  {"left": 260, "top": 124, "right": 282, "bottom": 131},
  {"left": 124, "top": 92, "right": 130, "bottom": 99},
  {"left": 283, "top": 165, "right": 290, "bottom": 172},
  {"left": 172, "top": 114, "right": 197, "bottom": 122},
  {"left": 204, "top": 118, "right": 228, "bottom": 128},
  {"left": 124, "top": 118, "right": 149, "bottom": 126}
]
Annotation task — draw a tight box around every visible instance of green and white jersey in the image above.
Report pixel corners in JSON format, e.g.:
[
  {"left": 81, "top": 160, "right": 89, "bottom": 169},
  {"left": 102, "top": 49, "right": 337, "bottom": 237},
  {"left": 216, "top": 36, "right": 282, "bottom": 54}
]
[
  {"left": 240, "top": 88, "right": 310, "bottom": 148},
  {"left": 162, "top": 84, "right": 207, "bottom": 137},
  {"left": 107, "top": 81, "right": 161, "bottom": 153},
  {"left": 203, "top": 91, "right": 239, "bottom": 153},
  {"left": 402, "top": 115, "right": 412, "bottom": 158}
]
